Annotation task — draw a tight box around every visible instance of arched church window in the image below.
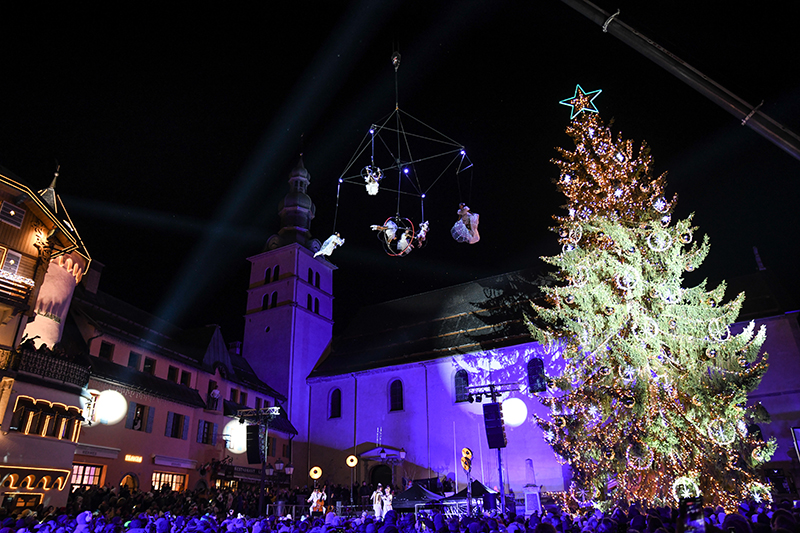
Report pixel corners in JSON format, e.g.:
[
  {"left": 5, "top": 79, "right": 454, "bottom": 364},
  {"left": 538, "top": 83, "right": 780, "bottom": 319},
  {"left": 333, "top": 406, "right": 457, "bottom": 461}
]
[
  {"left": 307, "top": 294, "right": 313, "bottom": 310},
  {"left": 315, "top": 272, "right": 320, "bottom": 289},
  {"left": 329, "top": 388, "right": 341, "bottom": 419},
  {"left": 273, "top": 265, "right": 280, "bottom": 282},
  {"left": 314, "top": 298, "right": 319, "bottom": 314},
  {"left": 389, "top": 380, "right": 403, "bottom": 412},
  {"left": 308, "top": 268, "right": 313, "bottom": 284},
  {"left": 270, "top": 292, "right": 278, "bottom": 308},
  {"left": 265, "top": 267, "right": 271, "bottom": 284},
  {"left": 262, "top": 293, "right": 269, "bottom": 311},
  {"left": 455, "top": 369, "right": 469, "bottom": 403}
]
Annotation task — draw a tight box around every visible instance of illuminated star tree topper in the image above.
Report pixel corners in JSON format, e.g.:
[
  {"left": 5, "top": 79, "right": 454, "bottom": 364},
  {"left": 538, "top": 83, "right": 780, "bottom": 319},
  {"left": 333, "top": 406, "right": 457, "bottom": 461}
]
[{"left": 559, "top": 84, "right": 602, "bottom": 119}]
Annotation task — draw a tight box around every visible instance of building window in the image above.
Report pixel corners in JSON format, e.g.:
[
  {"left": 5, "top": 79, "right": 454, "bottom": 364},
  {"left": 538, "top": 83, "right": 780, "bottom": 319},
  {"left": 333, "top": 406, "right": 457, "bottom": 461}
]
[
  {"left": 71, "top": 464, "right": 103, "bottom": 489},
  {"left": 0, "top": 202, "right": 25, "bottom": 229},
  {"left": 315, "top": 272, "right": 320, "bottom": 289},
  {"left": 207, "top": 381, "right": 220, "bottom": 410},
  {"left": 267, "top": 436, "right": 276, "bottom": 458},
  {"left": 143, "top": 357, "right": 156, "bottom": 375},
  {"left": 98, "top": 342, "right": 114, "bottom": 361},
  {"left": 308, "top": 268, "right": 313, "bottom": 284},
  {"left": 197, "top": 420, "right": 218, "bottom": 445},
  {"left": 167, "top": 366, "right": 179, "bottom": 383},
  {"left": 126, "top": 403, "right": 154, "bottom": 433},
  {"left": 282, "top": 443, "right": 289, "bottom": 458},
  {"left": 151, "top": 472, "right": 185, "bottom": 492},
  {"left": 329, "top": 388, "right": 341, "bottom": 419},
  {"left": 230, "top": 389, "right": 239, "bottom": 403},
  {"left": 165, "top": 412, "right": 188, "bottom": 440},
  {"left": 10, "top": 397, "right": 81, "bottom": 441},
  {"left": 265, "top": 267, "right": 271, "bottom": 284},
  {"left": 180, "top": 371, "right": 191, "bottom": 387},
  {"left": 307, "top": 294, "right": 312, "bottom": 310},
  {"left": 128, "top": 351, "right": 141, "bottom": 370},
  {"left": 2, "top": 249, "right": 22, "bottom": 275},
  {"left": 455, "top": 369, "right": 469, "bottom": 403},
  {"left": 389, "top": 380, "right": 403, "bottom": 412},
  {"left": 273, "top": 265, "right": 280, "bottom": 282},
  {"left": 240, "top": 392, "right": 248, "bottom": 406},
  {"left": 270, "top": 292, "right": 278, "bottom": 308},
  {"left": 314, "top": 298, "right": 320, "bottom": 314},
  {"left": 255, "top": 397, "right": 262, "bottom": 410}
]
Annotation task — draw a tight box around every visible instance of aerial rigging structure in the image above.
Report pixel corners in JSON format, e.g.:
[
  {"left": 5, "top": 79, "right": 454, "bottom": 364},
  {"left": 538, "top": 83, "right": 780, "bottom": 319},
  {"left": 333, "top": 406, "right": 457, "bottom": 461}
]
[{"left": 329, "top": 51, "right": 475, "bottom": 257}]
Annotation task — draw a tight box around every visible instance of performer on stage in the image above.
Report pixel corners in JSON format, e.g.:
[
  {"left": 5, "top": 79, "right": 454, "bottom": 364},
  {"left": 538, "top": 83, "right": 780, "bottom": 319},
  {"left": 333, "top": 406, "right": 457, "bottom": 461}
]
[
  {"left": 307, "top": 487, "right": 326, "bottom": 517},
  {"left": 382, "top": 486, "right": 393, "bottom": 515},
  {"left": 371, "top": 484, "right": 384, "bottom": 519}
]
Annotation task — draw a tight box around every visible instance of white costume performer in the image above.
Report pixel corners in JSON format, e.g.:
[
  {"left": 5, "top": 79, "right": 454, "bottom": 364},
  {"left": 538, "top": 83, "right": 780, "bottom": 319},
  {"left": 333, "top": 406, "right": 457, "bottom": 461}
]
[
  {"left": 314, "top": 233, "right": 345, "bottom": 258},
  {"left": 364, "top": 167, "right": 382, "bottom": 196},
  {"left": 382, "top": 487, "right": 393, "bottom": 515},
  {"left": 371, "top": 220, "right": 398, "bottom": 244},
  {"left": 450, "top": 204, "right": 480, "bottom": 244},
  {"left": 416, "top": 220, "right": 430, "bottom": 243},
  {"left": 307, "top": 488, "right": 325, "bottom": 515},
  {"left": 371, "top": 485, "right": 384, "bottom": 518},
  {"left": 396, "top": 230, "right": 414, "bottom": 255}
]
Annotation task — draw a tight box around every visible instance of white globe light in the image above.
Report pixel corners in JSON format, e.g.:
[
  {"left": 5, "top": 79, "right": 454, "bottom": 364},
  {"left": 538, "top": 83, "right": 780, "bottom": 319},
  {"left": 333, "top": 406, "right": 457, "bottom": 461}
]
[
  {"left": 95, "top": 390, "right": 127, "bottom": 425},
  {"left": 502, "top": 397, "right": 528, "bottom": 427},
  {"left": 224, "top": 420, "right": 249, "bottom": 454}
]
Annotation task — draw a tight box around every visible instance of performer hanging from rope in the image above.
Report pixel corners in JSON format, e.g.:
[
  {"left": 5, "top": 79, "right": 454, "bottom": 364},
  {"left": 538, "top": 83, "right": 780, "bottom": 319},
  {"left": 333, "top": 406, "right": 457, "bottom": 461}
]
[
  {"left": 451, "top": 203, "right": 480, "bottom": 244},
  {"left": 364, "top": 167, "right": 383, "bottom": 196},
  {"left": 314, "top": 233, "right": 345, "bottom": 258},
  {"left": 416, "top": 220, "right": 430, "bottom": 243}
]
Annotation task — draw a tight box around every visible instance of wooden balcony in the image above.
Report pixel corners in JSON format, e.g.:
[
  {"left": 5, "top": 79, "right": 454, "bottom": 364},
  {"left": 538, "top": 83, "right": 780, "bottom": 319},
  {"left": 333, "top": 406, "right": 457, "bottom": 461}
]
[{"left": 2, "top": 348, "right": 90, "bottom": 388}]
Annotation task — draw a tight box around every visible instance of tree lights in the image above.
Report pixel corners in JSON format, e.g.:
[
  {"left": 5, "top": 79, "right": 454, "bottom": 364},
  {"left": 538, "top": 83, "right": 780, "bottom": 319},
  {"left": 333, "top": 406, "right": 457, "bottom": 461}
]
[{"left": 528, "top": 90, "right": 776, "bottom": 509}]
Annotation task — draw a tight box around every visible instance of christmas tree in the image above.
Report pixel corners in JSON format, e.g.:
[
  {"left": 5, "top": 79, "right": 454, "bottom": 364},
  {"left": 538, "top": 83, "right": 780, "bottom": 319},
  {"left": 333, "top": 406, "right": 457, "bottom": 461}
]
[{"left": 529, "top": 86, "right": 776, "bottom": 509}]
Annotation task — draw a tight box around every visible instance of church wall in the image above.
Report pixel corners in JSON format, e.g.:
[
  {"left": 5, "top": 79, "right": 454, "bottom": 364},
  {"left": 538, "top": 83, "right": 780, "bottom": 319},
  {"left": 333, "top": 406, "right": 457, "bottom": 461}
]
[
  {"left": 743, "top": 311, "right": 800, "bottom": 483},
  {"left": 306, "top": 341, "right": 568, "bottom": 495}
]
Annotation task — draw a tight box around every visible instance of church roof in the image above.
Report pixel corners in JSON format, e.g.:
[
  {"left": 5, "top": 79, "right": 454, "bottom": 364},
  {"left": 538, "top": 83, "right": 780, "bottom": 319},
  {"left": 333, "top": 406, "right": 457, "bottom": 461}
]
[
  {"left": 71, "top": 284, "right": 284, "bottom": 399},
  {"left": 88, "top": 356, "right": 207, "bottom": 408},
  {"left": 309, "top": 269, "right": 551, "bottom": 378},
  {"left": 726, "top": 267, "right": 797, "bottom": 321}
]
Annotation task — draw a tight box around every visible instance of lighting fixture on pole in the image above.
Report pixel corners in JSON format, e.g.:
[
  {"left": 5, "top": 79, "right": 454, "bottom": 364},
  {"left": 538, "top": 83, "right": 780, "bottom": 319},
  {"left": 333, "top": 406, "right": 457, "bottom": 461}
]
[
  {"left": 275, "top": 458, "right": 285, "bottom": 471},
  {"left": 399, "top": 448, "right": 406, "bottom": 460},
  {"left": 266, "top": 463, "right": 274, "bottom": 476},
  {"left": 380, "top": 448, "right": 387, "bottom": 460}
]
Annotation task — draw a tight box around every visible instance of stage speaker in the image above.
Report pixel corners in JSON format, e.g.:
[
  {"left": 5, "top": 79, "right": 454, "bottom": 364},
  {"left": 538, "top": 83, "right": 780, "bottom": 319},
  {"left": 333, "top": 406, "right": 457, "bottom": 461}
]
[
  {"left": 483, "top": 402, "right": 507, "bottom": 449},
  {"left": 483, "top": 492, "right": 497, "bottom": 511},
  {"left": 246, "top": 424, "right": 263, "bottom": 464},
  {"left": 528, "top": 357, "right": 546, "bottom": 393}
]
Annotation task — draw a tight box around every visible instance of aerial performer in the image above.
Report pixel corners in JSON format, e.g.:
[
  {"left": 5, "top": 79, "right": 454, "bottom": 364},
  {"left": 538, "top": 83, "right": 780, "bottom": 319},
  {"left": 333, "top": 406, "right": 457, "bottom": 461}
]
[
  {"left": 364, "top": 167, "right": 383, "bottom": 195},
  {"left": 416, "top": 220, "right": 430, "bottom": 243},
  {"left": 396, "top": 229, "right": 414, "bottom": 255},
  {"left": 451, "top": 203, "right": 480, "bottom": 244},
  {"left": 314, "top": 233, "right": 345, "bottom": 258},
  {"left": 370, "top": 220, "right": 398, "bottom": 244}
]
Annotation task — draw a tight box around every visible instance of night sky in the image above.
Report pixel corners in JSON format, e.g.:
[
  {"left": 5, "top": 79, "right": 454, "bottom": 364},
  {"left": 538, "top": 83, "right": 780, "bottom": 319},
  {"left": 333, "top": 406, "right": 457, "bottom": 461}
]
[{"left": 1, "top": 2, "right": 798, "bottom": 341}]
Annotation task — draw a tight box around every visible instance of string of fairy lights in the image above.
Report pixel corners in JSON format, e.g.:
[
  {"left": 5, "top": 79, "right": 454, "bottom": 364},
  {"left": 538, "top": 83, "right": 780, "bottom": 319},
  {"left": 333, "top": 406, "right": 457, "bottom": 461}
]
[{"left": 528, "top": 86, "right": 776, "bottom": 511}]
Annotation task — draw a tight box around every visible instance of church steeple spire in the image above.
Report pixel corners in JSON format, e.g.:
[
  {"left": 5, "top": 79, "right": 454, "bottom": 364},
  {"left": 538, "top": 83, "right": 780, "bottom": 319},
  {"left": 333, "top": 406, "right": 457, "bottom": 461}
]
[{"left": 265, "top": 156, "right": 321, "bottom": 253}]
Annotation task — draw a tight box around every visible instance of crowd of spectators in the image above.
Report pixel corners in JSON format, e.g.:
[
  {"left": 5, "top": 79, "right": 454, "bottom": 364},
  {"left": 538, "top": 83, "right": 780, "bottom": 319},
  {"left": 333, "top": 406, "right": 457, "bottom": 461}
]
[{"left": 1, "top": 483, "right": 799, "bottom": 533}]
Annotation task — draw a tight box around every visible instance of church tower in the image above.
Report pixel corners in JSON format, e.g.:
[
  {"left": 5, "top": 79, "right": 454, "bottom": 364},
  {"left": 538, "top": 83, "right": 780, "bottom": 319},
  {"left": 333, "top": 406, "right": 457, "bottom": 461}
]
[{"left": 242, "top": 157, "right": 334, "bottom": 445}]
